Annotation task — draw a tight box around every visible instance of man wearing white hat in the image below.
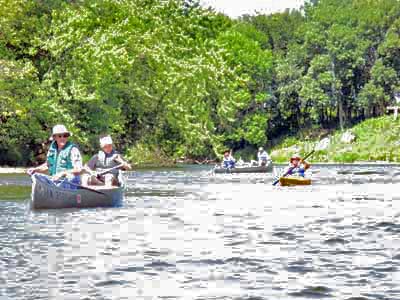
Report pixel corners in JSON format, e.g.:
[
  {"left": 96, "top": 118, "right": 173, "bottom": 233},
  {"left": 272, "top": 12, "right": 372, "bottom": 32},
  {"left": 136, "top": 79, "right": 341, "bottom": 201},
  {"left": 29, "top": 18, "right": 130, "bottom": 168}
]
[
  {"left": 27, "top": 124, "right": 83, "bottom": 187},
  {"left": 257, "top": 147, "right": 271, "bottom": 166},
  {"left": 82, "top": 135, "right": 131, "bottom": 187}
]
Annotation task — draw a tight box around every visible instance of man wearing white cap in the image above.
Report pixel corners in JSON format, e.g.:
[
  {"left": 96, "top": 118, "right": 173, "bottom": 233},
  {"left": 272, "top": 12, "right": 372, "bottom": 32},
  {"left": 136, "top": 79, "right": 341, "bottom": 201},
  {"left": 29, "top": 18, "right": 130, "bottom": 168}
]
[
  {"left": 257, "top": 147, "right": 271, "bottom": 166},
  {"left": 82, "top": 135, "right": 131, "bottom": 186},
  {"left": 27, "top": 124, "right": 83, "bottom": 187}
]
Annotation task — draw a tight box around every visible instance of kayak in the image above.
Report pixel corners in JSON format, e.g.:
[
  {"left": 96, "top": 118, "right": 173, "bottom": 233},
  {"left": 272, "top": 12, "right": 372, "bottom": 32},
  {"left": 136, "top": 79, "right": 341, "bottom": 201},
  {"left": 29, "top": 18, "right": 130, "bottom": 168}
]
[
  {"left": 30, "top": 173, "right": 125, "bottom": 209},
  {"left": 279, "top": 176, "right": 311, "bottom": 186},
  {"left": 214, "top": 163, "right": 273, "bottom": 174}
]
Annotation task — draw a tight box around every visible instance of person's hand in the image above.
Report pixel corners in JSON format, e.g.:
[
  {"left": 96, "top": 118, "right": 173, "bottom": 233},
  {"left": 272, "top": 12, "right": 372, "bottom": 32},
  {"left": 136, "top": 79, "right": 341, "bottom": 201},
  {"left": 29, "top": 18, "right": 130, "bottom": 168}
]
[
  {"left": 84, "top": 166, "right": 96, "bottom": 176},
  {"left": 53, "top": 172, "right": 67, "bottom": 181},
  {"left": 123, "top": 162, "right": 132, "bottom": 170},
  {"left": 27, "top": 168, "right": 36, "bottom": 176}
]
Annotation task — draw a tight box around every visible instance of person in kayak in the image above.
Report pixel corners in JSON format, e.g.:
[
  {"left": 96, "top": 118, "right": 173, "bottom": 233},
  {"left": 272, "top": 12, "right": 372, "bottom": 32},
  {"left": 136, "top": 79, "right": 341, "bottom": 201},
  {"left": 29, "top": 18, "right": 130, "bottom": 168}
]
[
  {"left": 82, "top": 135, "right": 131, "bottom": 187},
  {"left": 27, "top": 124, "right": 83, "bottom": 188},
  {"left": 257, "top": 147, "right": 271, "bottom": 166},
  {"left": 285, "top": 154, "right": 311, "bottom": 177},
  {"left": 222, "top": 150, "right": 236, "bottom": 169}
]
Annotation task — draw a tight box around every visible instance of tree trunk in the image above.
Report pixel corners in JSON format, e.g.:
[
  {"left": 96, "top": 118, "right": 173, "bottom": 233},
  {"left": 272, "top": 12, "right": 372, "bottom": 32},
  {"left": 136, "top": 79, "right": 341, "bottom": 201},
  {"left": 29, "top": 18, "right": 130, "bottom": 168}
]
[
  {"left": 330, "top": 57, "right": 344, "bottom": 130},
  {"left": 337, "top": 101, "right": 344, "bottom": 130}
]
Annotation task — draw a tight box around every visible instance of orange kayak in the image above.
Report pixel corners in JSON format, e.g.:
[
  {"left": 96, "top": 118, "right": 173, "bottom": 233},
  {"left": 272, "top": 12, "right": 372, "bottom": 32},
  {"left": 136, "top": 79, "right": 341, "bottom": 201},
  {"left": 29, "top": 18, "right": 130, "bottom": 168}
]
[{"left": 279, "top": 176, "right": 311, "bottom": 186}]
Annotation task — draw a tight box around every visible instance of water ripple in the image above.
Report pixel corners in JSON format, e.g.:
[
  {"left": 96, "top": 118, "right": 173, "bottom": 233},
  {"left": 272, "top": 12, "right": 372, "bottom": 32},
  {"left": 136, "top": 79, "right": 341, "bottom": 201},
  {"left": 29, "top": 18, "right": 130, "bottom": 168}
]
[{"left": 1, "top": 166, "right": 400, "bottom": 299}]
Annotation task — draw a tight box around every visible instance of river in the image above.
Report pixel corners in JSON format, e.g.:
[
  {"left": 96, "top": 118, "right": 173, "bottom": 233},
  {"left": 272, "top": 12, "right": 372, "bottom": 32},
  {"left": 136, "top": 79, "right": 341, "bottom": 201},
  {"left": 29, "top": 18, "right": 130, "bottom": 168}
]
[{"left": 1, "top": 165, "right": 400, "bottom": 300}]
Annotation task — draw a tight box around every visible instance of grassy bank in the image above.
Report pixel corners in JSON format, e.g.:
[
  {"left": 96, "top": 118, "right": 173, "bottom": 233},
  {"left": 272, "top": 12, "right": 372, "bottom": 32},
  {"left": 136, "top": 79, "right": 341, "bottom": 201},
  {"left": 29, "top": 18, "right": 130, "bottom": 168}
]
[
  {"left": 0, "top": 185, "right": 30, "bottom": 201},
  {"left": 270, "top": 115, "right": 400, "bottom": 163}
]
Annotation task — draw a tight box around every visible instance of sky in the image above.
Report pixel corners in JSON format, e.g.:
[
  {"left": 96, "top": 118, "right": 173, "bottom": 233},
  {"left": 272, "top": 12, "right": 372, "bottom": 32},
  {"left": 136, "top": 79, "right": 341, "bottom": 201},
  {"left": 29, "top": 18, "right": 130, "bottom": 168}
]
[{"left": 199, "top": 0, "right": 305, "bottom": 18}]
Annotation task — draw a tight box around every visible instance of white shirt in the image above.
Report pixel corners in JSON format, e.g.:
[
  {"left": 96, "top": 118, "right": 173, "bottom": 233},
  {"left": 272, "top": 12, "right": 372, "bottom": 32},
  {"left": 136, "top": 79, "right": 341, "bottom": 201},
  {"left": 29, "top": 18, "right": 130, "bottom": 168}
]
[
  {"left": 70, "top": 147, "right": 83, "bottom": 169},
  {"left": 257, "top": 150, "right": 270, "bottom": 161}
]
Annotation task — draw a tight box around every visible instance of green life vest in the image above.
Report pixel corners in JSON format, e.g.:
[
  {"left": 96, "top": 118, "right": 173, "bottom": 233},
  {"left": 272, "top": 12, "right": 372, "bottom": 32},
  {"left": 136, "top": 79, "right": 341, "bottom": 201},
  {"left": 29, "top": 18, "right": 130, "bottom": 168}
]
[{"left": 47, "top": 141, "right": 76, "bottom": 176}]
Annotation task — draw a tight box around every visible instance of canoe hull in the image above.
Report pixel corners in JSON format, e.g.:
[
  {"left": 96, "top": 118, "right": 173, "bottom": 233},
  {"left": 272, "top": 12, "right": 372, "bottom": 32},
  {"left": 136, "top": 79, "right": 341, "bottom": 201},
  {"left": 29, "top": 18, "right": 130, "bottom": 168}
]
[
  {"left": 214, "top": 163, "right": 273, "bottom": 174},
  {"left": 30, "top": 174, "right": 124, "bottom": 210},
  {"left": 279, "top": 176, "right": 311, "bottom": 186}
]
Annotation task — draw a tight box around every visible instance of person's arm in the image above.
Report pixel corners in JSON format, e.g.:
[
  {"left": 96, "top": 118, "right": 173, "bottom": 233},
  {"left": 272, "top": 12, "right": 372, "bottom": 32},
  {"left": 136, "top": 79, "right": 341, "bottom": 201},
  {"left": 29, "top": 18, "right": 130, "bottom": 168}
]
[
  {"left": 85, "top": 155, "right": 98, "bottom": 172},
  {"left": 27, "top": 162, "right": 48, "bottom": 175},
  {"left": 70, "top": 147, "right": 83, "bottom": 175},
  {"left": 114, "top": 154, "right": 132, "bottom": 170},
  {"left": 301, "top": 159, "right": 311, "bottom": 171}
]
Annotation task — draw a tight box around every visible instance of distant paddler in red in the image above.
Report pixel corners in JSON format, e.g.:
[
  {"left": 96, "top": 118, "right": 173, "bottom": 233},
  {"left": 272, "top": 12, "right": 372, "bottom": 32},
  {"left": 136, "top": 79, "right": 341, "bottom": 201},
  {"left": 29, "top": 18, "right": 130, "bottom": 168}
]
[
  {"left": 284, "top": 154, "right": 311, "bottom": 177},
  {"left": 222, "top": 149, "right": 236, "bottom": 169}
]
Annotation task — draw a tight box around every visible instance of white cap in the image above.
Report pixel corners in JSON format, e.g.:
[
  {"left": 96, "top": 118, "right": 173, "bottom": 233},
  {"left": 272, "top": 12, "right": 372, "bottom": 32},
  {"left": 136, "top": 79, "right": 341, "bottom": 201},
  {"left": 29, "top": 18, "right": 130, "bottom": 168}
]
[
  {"left": 50, "top": 124, "right": 71, "bottom": 140},
  {"left": 100, "top": 136, "right": 113, "bottom": 147}
]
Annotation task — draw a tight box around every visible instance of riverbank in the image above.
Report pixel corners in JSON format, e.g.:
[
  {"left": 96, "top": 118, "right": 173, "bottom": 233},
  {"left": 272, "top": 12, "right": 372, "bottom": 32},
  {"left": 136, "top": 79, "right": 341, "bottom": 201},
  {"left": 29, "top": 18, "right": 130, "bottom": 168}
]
[
  {"left": 2, "top": 115, "right": 400, "bottom": 173},
  {"left": 0, "top": 168, "right": 27, "bottom": 174},
  {"left": 270, "top": 115, "right": 400, "bottom": 163}
]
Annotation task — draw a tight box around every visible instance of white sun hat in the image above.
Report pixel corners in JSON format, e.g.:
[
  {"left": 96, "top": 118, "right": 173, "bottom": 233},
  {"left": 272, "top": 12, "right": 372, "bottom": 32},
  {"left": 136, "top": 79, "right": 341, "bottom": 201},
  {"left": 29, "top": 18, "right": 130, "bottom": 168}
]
[
  {"left": 50, "top": 124, "right": 71, "bottom": 140},
  {"left": 100, "top": 135, "right": 113, "bottom": 147}
]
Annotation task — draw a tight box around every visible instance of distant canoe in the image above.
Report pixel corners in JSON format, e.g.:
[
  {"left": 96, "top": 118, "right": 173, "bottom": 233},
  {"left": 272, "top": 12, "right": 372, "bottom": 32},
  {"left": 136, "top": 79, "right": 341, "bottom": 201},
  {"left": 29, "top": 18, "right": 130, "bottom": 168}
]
[
  {"left": 279, "top": 176, "right": 311, "bottom": 186},
  {"left": 30, "top": 174, "right": 124, "bottom": 210},
  {"left": 214, "top": 163, "right": 273, "bottom": 174}
]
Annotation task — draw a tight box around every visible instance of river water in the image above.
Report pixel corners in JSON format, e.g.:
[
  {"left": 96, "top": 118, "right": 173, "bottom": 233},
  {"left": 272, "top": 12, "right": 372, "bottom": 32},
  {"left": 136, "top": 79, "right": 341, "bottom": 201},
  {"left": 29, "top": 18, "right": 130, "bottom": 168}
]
[{"left": 1, "top": 165, "right": 400, "bottom": 300}]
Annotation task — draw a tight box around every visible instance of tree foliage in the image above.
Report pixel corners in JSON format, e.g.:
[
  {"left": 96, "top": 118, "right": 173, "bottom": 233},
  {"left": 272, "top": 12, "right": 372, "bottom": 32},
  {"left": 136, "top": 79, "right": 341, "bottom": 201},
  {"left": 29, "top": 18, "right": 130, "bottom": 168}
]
[{"left": 1, "top": 0, "right": 400, "bottom": 165}]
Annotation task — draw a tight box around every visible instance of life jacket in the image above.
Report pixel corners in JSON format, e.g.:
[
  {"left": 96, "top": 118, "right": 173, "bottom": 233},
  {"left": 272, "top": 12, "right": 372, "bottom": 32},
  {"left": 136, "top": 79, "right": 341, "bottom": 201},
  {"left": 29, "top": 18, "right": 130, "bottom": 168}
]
[
  {"left": 223, "top": 155, "right": 235, "bottom": 168},
  {"left": 94, "top": 150, "right": 120, "bottom": 175},
  {"left": 288, "top": 165, "right": 306, "bottom": 177},
  {"left": 47, "top": 141, "right": 77, "bottom": 176}
]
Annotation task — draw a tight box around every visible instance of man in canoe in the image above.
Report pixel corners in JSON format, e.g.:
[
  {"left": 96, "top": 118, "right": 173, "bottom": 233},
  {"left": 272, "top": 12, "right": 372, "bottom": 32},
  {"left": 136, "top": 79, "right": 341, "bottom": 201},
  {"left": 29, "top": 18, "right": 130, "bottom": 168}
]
[
  {"left": 257, "top": 147, "right": 271, "bottom": 166},
  {"left": 285, "top": 154, "right": 311, "bottom": 177},
  {"left": 82, "top": 135, "right": 131, "bottom": 187},
  {"left": 222, "top": 150, "right": 236, "bottom": 169},
  {"left": 27, "top": 124, "right": 83, "bottom": 188}
]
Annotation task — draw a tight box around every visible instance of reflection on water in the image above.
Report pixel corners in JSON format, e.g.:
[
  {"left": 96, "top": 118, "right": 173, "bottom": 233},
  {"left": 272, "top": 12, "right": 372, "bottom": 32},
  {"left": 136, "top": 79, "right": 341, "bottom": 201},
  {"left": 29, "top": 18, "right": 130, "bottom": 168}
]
[{"left": 1, "top": 166, "right": 400, "bottom": 299}]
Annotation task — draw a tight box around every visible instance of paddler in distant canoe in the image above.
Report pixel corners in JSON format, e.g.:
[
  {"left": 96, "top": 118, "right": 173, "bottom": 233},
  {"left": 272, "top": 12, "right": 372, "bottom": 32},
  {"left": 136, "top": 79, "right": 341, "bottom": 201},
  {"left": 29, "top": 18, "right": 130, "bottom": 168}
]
[
  {"left": 257, "top": 147, "right": 271, "bottom": 166},
  {"left": 284, "top": 154, "right": 311, "bottom": 177},
  {"left": 222, "top": 149, "right": 236, "bottom": 169}
]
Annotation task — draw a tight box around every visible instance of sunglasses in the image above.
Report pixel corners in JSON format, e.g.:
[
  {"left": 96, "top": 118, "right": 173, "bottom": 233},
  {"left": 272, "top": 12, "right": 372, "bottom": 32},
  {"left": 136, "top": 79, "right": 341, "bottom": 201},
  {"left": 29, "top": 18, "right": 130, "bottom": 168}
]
[{"left": 55, "top": 134, "right": 69, "bottom": 138}]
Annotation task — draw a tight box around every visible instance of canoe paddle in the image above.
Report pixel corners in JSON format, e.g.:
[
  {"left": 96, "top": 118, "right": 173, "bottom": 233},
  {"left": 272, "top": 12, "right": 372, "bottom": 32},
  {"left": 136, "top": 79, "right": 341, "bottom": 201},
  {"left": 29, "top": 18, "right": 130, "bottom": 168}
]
[
  {"left": 272, "top": 138, "right": 330, "bottom": 186},
  {"left": 30, "top": 173, "right": 107, "bottom": 196},
  {"left": 55, "top": 177, "right": 107, "bottom": 195},
  {"left": 83, "top": 163, "right": 125, "bottom": 181},
  {"left": 96, "top": 163, "right": 125, "bottom": 177}
]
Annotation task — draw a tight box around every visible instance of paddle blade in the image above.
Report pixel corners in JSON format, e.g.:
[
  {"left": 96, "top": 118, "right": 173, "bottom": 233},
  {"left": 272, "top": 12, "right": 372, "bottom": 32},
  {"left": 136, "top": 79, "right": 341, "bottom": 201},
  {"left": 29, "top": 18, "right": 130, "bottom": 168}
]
[{"left": 315, "top": 137, "right": 330, "bottom": 151}]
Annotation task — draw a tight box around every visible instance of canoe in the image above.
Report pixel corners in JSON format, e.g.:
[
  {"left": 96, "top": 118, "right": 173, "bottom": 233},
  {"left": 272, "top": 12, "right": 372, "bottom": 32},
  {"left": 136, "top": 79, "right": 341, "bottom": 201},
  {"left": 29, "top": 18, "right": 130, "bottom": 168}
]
[
  {"left": 30, "top": 173, "right": 125, "bottom": 209},
  {"left": 214, "top": 163, "right": 273, "bottom": 174},
  {"left": 279, "top": 176, "right": 311, "bottom": 186}
]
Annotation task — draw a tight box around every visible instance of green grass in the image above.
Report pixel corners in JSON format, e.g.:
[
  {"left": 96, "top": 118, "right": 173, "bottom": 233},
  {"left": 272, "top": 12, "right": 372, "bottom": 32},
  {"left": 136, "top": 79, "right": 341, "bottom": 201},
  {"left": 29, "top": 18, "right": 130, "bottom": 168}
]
[
  {"left": 270, "top": 115, "right": 400, "bottom": 163},
  {"left": 0, "top": 185, "right": 30, "bottom": 201}
]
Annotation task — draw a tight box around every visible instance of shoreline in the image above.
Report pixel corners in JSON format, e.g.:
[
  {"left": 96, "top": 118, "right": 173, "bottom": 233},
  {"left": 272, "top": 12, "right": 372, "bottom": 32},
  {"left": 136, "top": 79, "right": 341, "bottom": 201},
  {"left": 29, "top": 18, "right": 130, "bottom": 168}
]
[
  {"left": 0, "top": 167, "right": 27, "bottom": 174},
  {"left": 2, "top": 161, "right": 400, "bottom": 174}
]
